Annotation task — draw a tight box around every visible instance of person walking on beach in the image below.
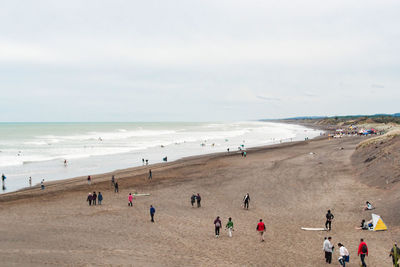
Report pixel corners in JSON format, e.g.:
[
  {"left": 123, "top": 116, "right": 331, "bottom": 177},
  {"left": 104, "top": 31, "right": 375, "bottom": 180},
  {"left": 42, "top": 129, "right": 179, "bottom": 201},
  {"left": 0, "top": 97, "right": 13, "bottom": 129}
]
[
  {"left": 29, "top": 176, "right": 32, "bottom": 187},
  {"left": 214, "top": 216, "right": 222, "bottom": 237},
  {"left": 128, "top": 193, "right": 133, "bottom": 206},
  {"left": 243, "top": 193, "right": 250, "bottom": 209},
  {"left": 256, "top": 219, "right": 266, "bottom": 242},
  {"left": 196, "top": 193, "right": 201, "bottom": 207},
  {"left": 41, "top": 179, "right": 45, "bottom": 190},
  {"left": 390, "top": 243, "right": 400, "bottom": 267},
  {"left": 114, "top": 182, "right": 119, "bottom": 193},
  {"left": 111, "top": 175, "right": 115, "bottom": 186},
  {"left": 64, "top": 159, "right": 67, "bottom": 166},
  {"left": 146, "top": 159, "right": 149, "bottom": 165},
  {"left": 92, "top": 191, "right": 97, "bottom": 205},
  {"left": 150, "top": 205, "right": 155, "bottom": 222},
  {"left": 148, "top": 169, "right": 152, "bottom": 180},
  {"left": 323, "top": 237, "right": 334, "bottom": 264},
  {"left": 358, "top": 238, "right": 368, "bottom": 267},
  {"left": 87, "top": 193, "right": 93, "bottom": 206},
  {"left": 338, "top": 243, "right": 349, "bottom": 267},
  {"left": 1, "top": 173, "right": 6, "bottom": 187},
  {"left": 226, "top": 217, "right": 234, "bottom": 237},
  {"left": 98, "top": 192, "right": 103, "bottom": 205},
  {"left": 142, "top": 158, "right": 145, "bottom": 165},
  {"left": 87, "top": 175, "right": 91, "bottom": 185},
  {"left": 325, "top": 210, "right": 334, "bottom": 231},
  {"left": 191, "top": 194, "right": 196, "bottom": 207}
]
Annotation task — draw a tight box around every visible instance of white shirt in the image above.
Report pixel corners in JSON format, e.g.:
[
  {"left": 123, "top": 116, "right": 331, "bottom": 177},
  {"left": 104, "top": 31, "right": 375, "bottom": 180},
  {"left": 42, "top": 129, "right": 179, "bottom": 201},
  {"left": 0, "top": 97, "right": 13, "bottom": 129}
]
[
  {"left": 323, "top": 240, "right": 333, "bottom": 252},
  {"left": 339, "top": 246, "right": 349, "bottom": 256}
]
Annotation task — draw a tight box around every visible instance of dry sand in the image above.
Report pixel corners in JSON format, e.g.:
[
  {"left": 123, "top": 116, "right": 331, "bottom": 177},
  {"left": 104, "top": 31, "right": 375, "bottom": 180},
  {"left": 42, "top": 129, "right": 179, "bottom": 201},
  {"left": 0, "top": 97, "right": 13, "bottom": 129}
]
[{"left": 0, "top": 136, "right": 399, "bottom": 266}]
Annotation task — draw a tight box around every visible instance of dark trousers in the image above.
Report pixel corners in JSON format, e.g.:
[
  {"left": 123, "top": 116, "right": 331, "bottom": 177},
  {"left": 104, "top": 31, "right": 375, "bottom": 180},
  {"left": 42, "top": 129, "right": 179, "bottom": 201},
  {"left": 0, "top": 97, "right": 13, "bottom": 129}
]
[
  {"left": 115, "top": 187, "right": 118, "bottom": 193},
  {"left": 93, "top": 199, "right": 96, "bottom": 205},
  {"left": 88, "top": 200, "right": 92, "bottom": 206},
  {"left": 215, "top": 227, "right": 220, "bottom": 236},
  {"left": 338, "top": 258, "right": 345, "bottom": 267},
  {"left": 129, "top": 201, "right": 132, "bottom": 206},
  {"left": 151, "top": 213, "right": 154, "bottom": 222},
  {"left": 244, "top": 201, "right": 249, "bottom": 209},
  {"left": 360, "top": 254, "right": 367, "bottom": 267},
  {"left": 325, "top": 251, "right": 332, "bottom": 263},
  {"left": 325, "top": 220, "right": 332, "bottom": 230},
  {"left": 191, "top": 201, "right": 194, "bottom": 206},
  {"left": 197, "top": 201, "right": 201, "bottom": 207}
]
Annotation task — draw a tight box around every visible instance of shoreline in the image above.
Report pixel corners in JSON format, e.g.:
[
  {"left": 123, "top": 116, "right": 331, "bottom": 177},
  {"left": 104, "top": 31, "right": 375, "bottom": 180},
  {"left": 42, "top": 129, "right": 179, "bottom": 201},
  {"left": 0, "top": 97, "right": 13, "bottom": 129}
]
[
  {"left": 0, "top": 132, "right": 327, "bottom": 203},
  {"left": 0, "top": 122, "right": 325, "bottom": 200}
]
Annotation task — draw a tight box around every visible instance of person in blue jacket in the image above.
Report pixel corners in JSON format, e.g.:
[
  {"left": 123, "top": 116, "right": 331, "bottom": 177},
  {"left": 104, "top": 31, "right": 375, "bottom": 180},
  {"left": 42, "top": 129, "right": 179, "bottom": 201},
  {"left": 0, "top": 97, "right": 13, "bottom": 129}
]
[
  {"left": 150, "top": 205, "right": 156, "bottom": 222},
  {"left": 98, "top": 192, "right": 103, "bottom": 205}
]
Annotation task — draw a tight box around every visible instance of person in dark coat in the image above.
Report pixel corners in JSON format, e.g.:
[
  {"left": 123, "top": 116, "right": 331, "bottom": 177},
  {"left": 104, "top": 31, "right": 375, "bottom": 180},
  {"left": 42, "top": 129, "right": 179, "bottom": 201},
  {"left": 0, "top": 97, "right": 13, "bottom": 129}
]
[
  {"left": 92, "top": 191, "right": 97, "bottom": 205},
  {"left": 114, "top": 182, "right": 119, "bottom": 193},
  {"left": 87, "top": 193, "right": 93, "bottom": 206},
  {"left": 150, "top": 205, "right": 156, "bottom": 222},
  {"left": 98, "top": 192, "right": 103, "bottom": 205},
  {"left": 196, "top": 193, "right": 201, "bottom": 208}
]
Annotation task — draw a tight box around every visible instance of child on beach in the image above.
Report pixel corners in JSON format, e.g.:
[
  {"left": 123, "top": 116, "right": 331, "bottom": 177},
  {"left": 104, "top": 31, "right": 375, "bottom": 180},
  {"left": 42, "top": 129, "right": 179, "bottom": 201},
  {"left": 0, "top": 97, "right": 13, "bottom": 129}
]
[
  {"left": 226, "top": 217, "right": 234, "bottom": 237},
  {"left": 128, "top": 193, "right": 133, "bottom": 206}
]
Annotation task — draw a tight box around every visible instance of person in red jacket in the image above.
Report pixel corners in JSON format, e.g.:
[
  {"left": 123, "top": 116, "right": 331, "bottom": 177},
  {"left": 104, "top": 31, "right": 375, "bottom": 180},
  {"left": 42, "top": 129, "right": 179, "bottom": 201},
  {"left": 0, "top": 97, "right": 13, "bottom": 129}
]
[
  {"left": 256, "top": 219, "right": 266, "bottom": 242},
  {"left": 358, "top": 238, "right": 368, "bottom": 267}
]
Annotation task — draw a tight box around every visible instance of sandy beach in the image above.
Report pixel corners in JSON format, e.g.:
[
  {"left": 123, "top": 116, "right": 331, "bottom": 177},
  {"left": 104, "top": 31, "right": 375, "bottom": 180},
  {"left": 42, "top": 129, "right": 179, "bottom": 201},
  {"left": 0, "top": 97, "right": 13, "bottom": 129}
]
[{"left": 1, "top": 135, "right": 399, "bottom": 266}]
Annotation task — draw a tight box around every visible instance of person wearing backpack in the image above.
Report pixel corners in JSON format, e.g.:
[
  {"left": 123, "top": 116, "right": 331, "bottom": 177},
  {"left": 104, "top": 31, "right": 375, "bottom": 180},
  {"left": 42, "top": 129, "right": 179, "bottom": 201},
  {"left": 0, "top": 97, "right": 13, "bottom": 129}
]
[
  {"left": 358, "top": 238, "right": 368, "bottom": 267},
  {"left": 338, "top": 243, "right": 349, "bottom": 267},
  {"left": 214, "top": 216, "right": 222, "bottom": 237}
]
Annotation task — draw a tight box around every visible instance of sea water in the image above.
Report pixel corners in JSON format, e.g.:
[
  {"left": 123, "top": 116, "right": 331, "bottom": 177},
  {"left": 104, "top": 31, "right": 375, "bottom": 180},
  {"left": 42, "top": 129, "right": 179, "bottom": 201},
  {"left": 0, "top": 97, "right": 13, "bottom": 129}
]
[{"left": 0, "top": 121, "right": 320, "bottom": 193}]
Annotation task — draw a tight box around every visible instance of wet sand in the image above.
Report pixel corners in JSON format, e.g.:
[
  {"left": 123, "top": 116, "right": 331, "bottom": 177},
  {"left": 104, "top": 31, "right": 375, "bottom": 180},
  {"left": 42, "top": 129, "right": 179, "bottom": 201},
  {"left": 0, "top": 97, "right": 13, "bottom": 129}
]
[{"left": 0, "top": 136, "right": 399, "bottom": 266}]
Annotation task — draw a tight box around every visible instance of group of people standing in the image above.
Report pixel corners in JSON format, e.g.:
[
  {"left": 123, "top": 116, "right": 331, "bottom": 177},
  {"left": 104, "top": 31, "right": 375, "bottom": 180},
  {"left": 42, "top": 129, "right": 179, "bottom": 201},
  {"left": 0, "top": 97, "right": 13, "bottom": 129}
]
[
  {"left": 87, "top": 191, "right": 103, "bottom": 206},
  {"left": 190, "top": 193, "right": 201, "bottom": 207},
  {"left": 323, "top": 237, "right": 369, "bottom": 267}
]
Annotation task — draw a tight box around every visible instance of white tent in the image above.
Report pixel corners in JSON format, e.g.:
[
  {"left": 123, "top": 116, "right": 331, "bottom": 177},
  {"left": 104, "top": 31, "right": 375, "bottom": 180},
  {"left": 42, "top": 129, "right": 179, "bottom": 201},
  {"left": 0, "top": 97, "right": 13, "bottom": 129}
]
[{"left": 371, "top": 214, "right": 387, "bottom": 231}]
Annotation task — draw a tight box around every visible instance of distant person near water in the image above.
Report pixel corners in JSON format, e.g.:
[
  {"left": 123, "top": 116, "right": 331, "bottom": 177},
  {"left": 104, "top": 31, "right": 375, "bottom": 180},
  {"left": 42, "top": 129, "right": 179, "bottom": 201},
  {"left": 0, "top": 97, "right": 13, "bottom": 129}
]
[
  {"left": 114, "top": 182, "right": 119, "bottom": 193},
  {"left": 243, "top": 193, "right": 250, "bottom": 209},
  {"left": 29, "top": 176, "right": 32, "bottom": 187},
  {"left": 128, "top": 193, "right": 133, "bottom": 206},
  {"left": 98, "top": 192, "right": 103, "bottom": 205},
  {"left": 226, "top": 217, "right": 234, "bottom": 237},
  {"left": 196, "top": 193, "right": 201, "bottom": 207},
  {"left": 323, "top": 237, "right": 334, "bottom": 264},
  {"left": 41, "top": 179, "right": 45, "bottom": 190},
  {"left": 1, "top": 174, "right": 6, "bottom": 188},
  {"left": 256, "top": 219, "right": 266, "bottom": 242},
  {"left": 214, "top": 216, "right": 222, "bottom": 237},
  {"left": 146, "top": 159, "right": 149, "bottom": 165},
  {"left": 111, "top": 175, "right": 115, "bottom": 186},
  {"left": 358, "top": 238, "right": 368, "bottom": 267},
  {"left": 148, "top": 169, "right": 152, "bottom": 180},
  {"left": 325, "top": 210, "right": 334, "bottom": 231},
  {"left": 142, "top": 158, "right": 145, "bottom": 165},
  {"left": 64, "top": 159, "right": 67, "bottom": 166},
  {"left": 87, "top": 175, "right": 91, "bottom": 185},
  {"left": 150, "top": 205, "right": 155, "bottom": 222},
  {"left": 191, "top": 194, "right": 196, "bottom": 207},
  {"left": 390, "top": 243, "right": 400, "bottom": 267}
]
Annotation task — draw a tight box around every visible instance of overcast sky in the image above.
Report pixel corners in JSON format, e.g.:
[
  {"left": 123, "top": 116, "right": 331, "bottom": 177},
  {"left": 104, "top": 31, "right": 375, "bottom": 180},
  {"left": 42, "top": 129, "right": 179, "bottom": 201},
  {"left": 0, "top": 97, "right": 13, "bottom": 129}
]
[{"left": 1, "top": 0, "right": 399, "bottom": 121}]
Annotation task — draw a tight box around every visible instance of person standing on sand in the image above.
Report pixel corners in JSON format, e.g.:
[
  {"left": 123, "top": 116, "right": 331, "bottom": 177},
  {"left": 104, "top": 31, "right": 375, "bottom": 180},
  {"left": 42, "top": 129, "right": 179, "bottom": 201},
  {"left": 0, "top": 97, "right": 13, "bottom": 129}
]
[
  {"left": 146, "top": 159, "right": 149, "bottom": 165},
  {"left": 243, "top": 193, "right": 250, "bottom": 209},
  {"left": 128, "top": 193, "right": 133, "bottom": 206},
  {"left": 111, "top": 175, "right": 115, "bottom": 186},
  {"left": 196, "top": 193, "right": 201, "bottom": 207},
  {"left": 87, "top": 193, "right": 93, "bottom": 206},
  {"left": 87, "top": 175, "right": 91, "bottom": 185},
  {"left": 358, "top": 238, "right": 368, "bottom": 267},
  {"left": 323, "top": 237, "right": 334, "bottom": 264},
  {"left": 390, "top": 243, "right": 400, "bottom": 267},
  {"left": 98, "top": 192, "right": 103, "bottom": 205},
  {"left": 29, "top": 176, "right": 32, "bottom": 187},
  {"left": 148, "top": 169, "right": 152, "bottom": 180},
  {"left": 226, "top": 217, "right": 234, "bottom": 237},
  {"left": 325, "top": 210, "right": 334, "bottom": 231},
  {"left": 214, "top": 216, "right": 222, "bottom": 237},
  {"left": 92, "top": 191, "right": 97, "bottom": 205},
  {"left": 41, "top": 179, "right": 45, "bottom": 190},
  {"left": 150, "top": 205, "right": 155, "bottom": 222},
  {"left": 256, "top": 219, "right": 266, "bottom": 242},
  {"left": 1, "top": 173, "right": 6, "bottom": 187},
  {"left": 191, "top": 194, "right": 196, "bottom": 207},
  {"left": 142, "top": 158, "right": 145, "bottom": 165},
  {"left": 114, "top": 182, "right": 119, "bottom": 193}
]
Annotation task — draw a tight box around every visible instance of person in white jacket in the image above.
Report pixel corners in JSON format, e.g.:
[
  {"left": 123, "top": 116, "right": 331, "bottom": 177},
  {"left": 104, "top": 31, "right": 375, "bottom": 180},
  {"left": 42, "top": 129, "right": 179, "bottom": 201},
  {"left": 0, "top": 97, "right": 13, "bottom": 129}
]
[
  {"left": 323, "top": 237, "right": 334, "bottom": 264},
  {"left": 338, "top": 243, "right": 350, "bottom": 267}
]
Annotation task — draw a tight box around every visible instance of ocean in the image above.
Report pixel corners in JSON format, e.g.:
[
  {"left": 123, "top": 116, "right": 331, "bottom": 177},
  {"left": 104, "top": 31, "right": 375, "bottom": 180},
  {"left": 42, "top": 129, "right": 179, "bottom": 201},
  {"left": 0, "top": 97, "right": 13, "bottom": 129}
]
[{"left": 0, "top": 121, "right": 320, "bottom": 193}]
